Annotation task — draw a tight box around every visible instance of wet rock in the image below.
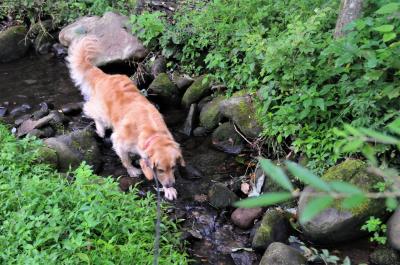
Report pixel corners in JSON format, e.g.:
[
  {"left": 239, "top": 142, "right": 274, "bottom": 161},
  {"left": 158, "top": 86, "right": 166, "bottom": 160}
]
[
  {"left": 150, "top": 56, "right": 166, "bottom": 77},
  {"left": 219, "top": 93, "right": 262, "bottom": 139},
  {"left": 44, "top": 129, "right": 101, "bottom": 172},
  {"left": 60, "top": 102, "right": 84, "bottom": 115},
  {"left": 0, "top": 107, "right": 8, "bottom": 117},
  {"left": 208, "top": 183, "right": 239, "bottom": 209},
  {"left": 231, "top": 207, "right": 264, "bottom": 229},
  {"left": 388, "top": 207, "right": 400, "bottom": 251},
  {"left": 231, "top": 251, "right": 258, "bottom": 265},
  {"left": 32, "top": 108, "right": 49, "bottom": 120},
  {"left": 34, "top": 31, "right": 54, "bottom": 54},
  {"left": 182, "top": 75, "right": 211, "bottom": 108},
  {"left": 17, "top": 113, "right": 56, "bottom": 137},
  {"left": 299, "top": 159, "right": 385, "bottom": 244},
  {"left": 260, "top": 242, "right": 307, "bottom": 265},
  {"left": 0, "top": 25, "right": 30, "bottom": 63},
  {"left": 59, "top": 12, "right": 147, "bottom": 64},
  {"left": 179, "top": 164, "right": 203, "bottom": 180},
  {"left": 148, "top": 73, "right": 180, "bottom": 103},
  {"left": 252, "top": 209, "right": 291, "bottom": 251},
  {"left": 370, "top": 247, "right": 400, "bottom": 265},
  {"left": 10, "top": 104, "right": 31, "bottom": 117},
  {"left": 173, "top": 73, "right": 194, "bottom": 92},
  {"left": 180, "top": 103, "right": 197, "bottom": 136},
  {"left": 193, "top": 126, "right": 208, "bottom": 137},
  {"left": 49, "top": 110, "right": 69, "bottom": 126},
  {"left": 198, "top": 95, "right": 213, "bottom": 111},
  {"left": 14, "top": 114, "right": 31, "bottom": 126},
  {"left": 51, "top": 43, "right": 68, "bottom": 58},
  {"left": 27, "top": 126, "right": 55, "bottom": 138},
  {"left": 212, "top": 122, "right": 243, "bottom": 154},
  {"left": 199, "top": 95, "right": 225, "bottom": 130}
]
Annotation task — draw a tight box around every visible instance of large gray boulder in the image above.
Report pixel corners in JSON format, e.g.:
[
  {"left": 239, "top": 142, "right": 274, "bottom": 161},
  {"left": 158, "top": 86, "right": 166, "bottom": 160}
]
[
  {"left": 299, "top": 159, "right": 385, "bottom": 244},
  {"left": 260, "top": 242, "right": 307, "bottom": 265},
  {"left": 388, "top": 207, "right": 400, "bottom": 251},
  {"left": 59, "top": 12, "right": 147, "bottom": 65},
  {"left": 0, "top": 25, "right": 30, "bottom": 62},
  {"left": 252, "top": 209, "right": 291, "bottom": 251},
  {"left": 219, "top": 92, "right": 262, "bottom": 139},
  {"left": 44, "top": 129, "right": 101, "bottom": 172}
]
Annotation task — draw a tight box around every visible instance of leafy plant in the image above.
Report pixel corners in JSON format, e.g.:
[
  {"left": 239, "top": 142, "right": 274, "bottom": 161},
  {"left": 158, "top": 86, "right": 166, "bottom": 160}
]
[
  {"left": 130, "top": 11, "right": 166, "bottom": 46},
  {"left": 235, "top": 117, "right": 400, "bottom": 224},
  {"left": 0, "top": 123, "right": 188, "bottom": 264},
  {"left": 361, "top": 216, "right": 387, "bottom": 245}
]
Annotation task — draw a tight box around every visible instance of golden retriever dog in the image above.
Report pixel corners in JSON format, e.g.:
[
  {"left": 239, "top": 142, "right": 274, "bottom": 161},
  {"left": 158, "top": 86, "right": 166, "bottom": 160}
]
[{"left": 67, "top": 36, "right": 184, "bottom": 200}]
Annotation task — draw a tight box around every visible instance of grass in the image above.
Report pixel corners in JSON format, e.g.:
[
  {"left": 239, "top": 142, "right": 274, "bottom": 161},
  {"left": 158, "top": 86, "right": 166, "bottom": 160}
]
[{"left": 0, "top": 123, "right": 188, "bottom": 264}]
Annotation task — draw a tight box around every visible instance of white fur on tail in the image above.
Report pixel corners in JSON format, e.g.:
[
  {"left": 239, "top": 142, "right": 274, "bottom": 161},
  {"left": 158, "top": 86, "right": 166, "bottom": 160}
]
[{"left": 66, "top": 36, "right": 100, "bottom": 100}]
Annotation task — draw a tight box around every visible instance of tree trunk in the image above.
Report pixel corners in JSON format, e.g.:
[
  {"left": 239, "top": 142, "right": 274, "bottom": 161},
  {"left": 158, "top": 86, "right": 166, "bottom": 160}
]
[{"left": 334, "top": 0, "right": 364, "bottom": 38}]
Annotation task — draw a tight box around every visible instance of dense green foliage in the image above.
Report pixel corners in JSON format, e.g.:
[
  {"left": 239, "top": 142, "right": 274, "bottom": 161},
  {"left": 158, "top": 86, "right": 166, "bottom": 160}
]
[
  {"left": 0, "top": 0, "right": 137, "bottom": 24},
  {"left": 131, "top": 0, "right": 400, "bottom": 171},
  {"left": 0, "top": 124, "right": 187, "bottom": 264}
]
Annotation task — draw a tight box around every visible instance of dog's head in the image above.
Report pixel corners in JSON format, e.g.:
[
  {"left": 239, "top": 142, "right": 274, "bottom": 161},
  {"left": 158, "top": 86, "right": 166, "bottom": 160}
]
[{"left": 140, "top": 138, "right": 185, "bottom": 188}]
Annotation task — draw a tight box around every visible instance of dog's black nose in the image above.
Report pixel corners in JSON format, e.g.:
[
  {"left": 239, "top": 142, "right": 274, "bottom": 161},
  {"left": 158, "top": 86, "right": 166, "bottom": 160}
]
[{"left": 164, "top": 180, "right": 175, "bottom": 188}]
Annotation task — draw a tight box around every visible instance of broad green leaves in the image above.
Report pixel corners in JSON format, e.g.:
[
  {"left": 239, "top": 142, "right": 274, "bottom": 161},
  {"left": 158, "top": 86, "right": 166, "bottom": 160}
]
[
  {"left": 375, "top": 3, "right": 400, "bottom": 14},
  {"left": 235, "top": 192, "right": 293, "bottom": 208},
  {"left": 300, "top": 196, "right": 334, "bottom": 223},
  {"left": 260, "top": 158, "right": 294, "bottom": 191}
]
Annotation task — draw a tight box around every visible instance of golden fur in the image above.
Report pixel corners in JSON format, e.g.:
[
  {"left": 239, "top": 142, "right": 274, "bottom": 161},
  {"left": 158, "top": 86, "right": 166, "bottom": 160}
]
[{"left": 67, "top": 36, "right": 184, "bottom": 200}]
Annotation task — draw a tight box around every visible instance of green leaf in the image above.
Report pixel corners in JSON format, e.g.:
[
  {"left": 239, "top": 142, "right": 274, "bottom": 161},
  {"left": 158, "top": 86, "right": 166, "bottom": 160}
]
[
  {"left": 383, "top": 32, "right": 396, "bottom": 42},
  {"left": 329, "top": 181, "right": 363, "bottom": 194},
  {"left": 359, "top": 128, "right": 399, "bottom": 144},
  {"left": 342, "top": 139, "right": 364, "bottom": 153},
  {"left": 76, "top": 253, "right": 91, "bottom": 264},
  {"left": 341, "top": 194, "right": 367, "bottom": 209},
  {"left": 259, "top": 158, "right": 294, "bottom": 191},
  {"left": 388, "top": 118, "right": 400, "bottom": 135},
  {"left": 285, "top": 161, "right": 331, "bottom": 192},
  {"left": 300, "top": 195, "right": 334, "bottom": 223},
  {"left": 375, "top": 3, "right": 400, "bottom": 14},
  {"left": 374, "top": 24, "right": 394, "bottom": 33},
  {"left": 386, "top": 197, "right": 398, "bottom": 211},
  {"left": 234, "top": 192, "right": 293, "bottom": 208}
]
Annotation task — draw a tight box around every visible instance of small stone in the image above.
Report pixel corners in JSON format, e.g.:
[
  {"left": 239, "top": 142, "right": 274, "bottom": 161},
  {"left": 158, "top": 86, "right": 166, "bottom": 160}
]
[
  {"left": 230, "top": 251, "right": 258, "bottom": 265},
  {"left": 193, "top": 127, "right": 208, "bottom": 137},
  {"left": 231, "top": 207, "right": 263, "bottom": 229},
  {"left": 148, "top": 73, "right": 180, "bottom": 104},
  {"left": 61, "top": 102, "right": 84, "bottom": 115},
  {"left": 173, "top": 74, "right": 194, "bottom": 92},
  {"left": 179, "top": 164, "right": 203, "bottom": 180},
  {"left": 260, "top": 242, "right": 307, "bottom": 265},
  {"left": 10, "top": 104, "right": 31, "bottom": 117},
  {"left": 17, "top": 113, "right": 56, "bottom": 137},
  {"left": 150, "top": 56, "right": 166, "bottom": 77},
  {"left": 208, "top": 183, "right": 239, "bottom": 209},
  {"left": 51, "top": 43, "right": 68, "bottom": 58},
  {"left": 0, "top": 107, "right": 8, "bottom": 117},
  {"left": 252, "top": 209, "right": 291, "bottom": 250},
  {"left": 32, "top": 108, "right": 50, "bottom": 120}
]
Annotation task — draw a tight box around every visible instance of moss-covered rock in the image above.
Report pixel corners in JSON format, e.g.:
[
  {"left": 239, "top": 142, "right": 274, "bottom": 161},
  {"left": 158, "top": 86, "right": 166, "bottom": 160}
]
[
  {"left": 219, "top": 93, "right": 262, "bottom": 139},
  {"left": 252, "top": 209, "right": 290, "bottom": 251},
  {"left": 260, "top": 242, "right": 307, "bottom": 265},
  {"left": 181, "top": 75, "right": 211, "bottom": 107},
  {"left": 36, "top": 146, "right": 58, "bottom": 168},
  {"left": 369, "top": 247, "right": 400, "bottom": 265},
  {"left": 211, "top": 122, "right": 243, "bottom": 154},
  {"left": 208, "top": 182, "right": 238, "bottom": 209},
  {"left": 299, "top": 159, "right": 385, "bottom": 244},
  {"left": 0, "top": 25, "right": 30, "bottom": 62},
  {"left": 148, "top": 73, "right": 179, "bottom": 102},
  {"left": 44, "top": 129, "right": 101, "bottom": 172},
  {"left": 199, "top": 96, "right": 225, "bottom": 130}
]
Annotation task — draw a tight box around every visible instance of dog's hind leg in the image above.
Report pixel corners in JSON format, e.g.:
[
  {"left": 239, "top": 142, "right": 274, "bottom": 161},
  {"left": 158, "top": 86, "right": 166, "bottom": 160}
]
[
  {"left": 83, "top": 101, "right": 106, "bottom": 138},
  {"left": 111, "top": 133, "right": 141, "bottom": 177}
]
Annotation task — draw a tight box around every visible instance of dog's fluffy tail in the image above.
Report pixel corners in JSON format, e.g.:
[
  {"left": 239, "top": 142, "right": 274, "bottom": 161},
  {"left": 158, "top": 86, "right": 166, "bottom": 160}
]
[{"left": 66, "top": 36, "right": 100, "bottom": 99}]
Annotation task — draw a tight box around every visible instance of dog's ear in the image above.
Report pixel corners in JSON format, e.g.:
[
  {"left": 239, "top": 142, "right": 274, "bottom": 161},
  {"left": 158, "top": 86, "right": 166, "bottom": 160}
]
[
  {"left": 178, "top": 155, "right": 186, "bottom": 167},
  {"left": 140, "top": 159, "right": 154, "bottom": 180}
]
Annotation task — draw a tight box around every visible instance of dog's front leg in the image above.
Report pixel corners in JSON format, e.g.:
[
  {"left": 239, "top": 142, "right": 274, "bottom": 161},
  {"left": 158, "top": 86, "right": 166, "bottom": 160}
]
[
  {"left": 112, "top": 136, "right": 141, "bottom": 177},
  {"left": 95, "top": 120, "right": 105, "bottom": 138}
]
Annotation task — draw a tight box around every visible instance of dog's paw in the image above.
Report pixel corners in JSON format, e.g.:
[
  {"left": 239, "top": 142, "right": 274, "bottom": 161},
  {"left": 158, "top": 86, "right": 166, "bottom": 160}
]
[
  {"left": 163, "top": 187, "right": 177, "bottom": 201},
  {"left": 127, "top": 167, "right": 141, "bottom": 178},
  {"left": 96, "top": 129, "right": 105, "bottom": 138}
]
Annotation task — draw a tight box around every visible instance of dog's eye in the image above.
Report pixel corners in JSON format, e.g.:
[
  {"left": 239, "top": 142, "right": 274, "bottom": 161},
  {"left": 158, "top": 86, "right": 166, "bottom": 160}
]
[{"left": 158, "top": 169, "right": 164, "bottom": 173}]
